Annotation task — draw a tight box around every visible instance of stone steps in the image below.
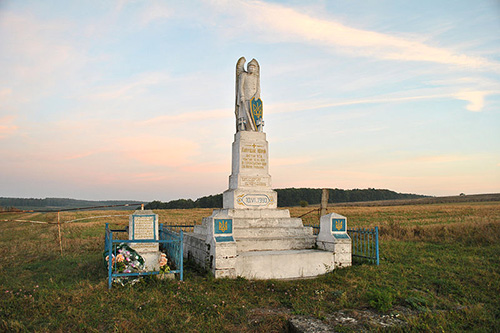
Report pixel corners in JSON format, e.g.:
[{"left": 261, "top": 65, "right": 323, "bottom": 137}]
[
  {"left": 235, "top": 236, "right": 316, "bottom": 252},
  {"left": 233, "top": 217, "right": 304, "bottom": 228},
  {"left": 235, "top": 249, "right": 335, "bottom": 279},
  {"left": 233, "top": 226, "right": 313, "bottom": 238}
]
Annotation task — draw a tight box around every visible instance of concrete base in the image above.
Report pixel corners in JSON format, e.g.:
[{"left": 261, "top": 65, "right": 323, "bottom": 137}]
[
  {"left": 183, "top": 207, "right": 345, "bottom": 279},
  {"left": 235, "top": 249, "right": 335, "bottom": 279}
]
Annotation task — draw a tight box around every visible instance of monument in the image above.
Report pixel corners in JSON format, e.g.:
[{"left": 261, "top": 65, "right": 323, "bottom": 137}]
[
  {"left": 183, "top": 57, "right": 351, "bottom": 279},
  {"left": 129, "top": 209, "right": 161, "bottom": 271}
]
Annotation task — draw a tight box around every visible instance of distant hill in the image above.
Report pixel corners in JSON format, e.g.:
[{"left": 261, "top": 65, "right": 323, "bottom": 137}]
[
  {"left": 0, "top": 197, "right": 145, "bottom": 211},
  {"left": 145, "top": 188, "right": 429, "bottom": 209}
]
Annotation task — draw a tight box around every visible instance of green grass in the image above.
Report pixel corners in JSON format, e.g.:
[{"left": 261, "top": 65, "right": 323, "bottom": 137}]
[{"left": 1, "top": 202, "right": 499, "bottom": 331}]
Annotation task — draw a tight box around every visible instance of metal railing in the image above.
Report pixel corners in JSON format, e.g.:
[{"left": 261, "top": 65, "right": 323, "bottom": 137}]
[
  {"left": 163, "top": 224, "right": 195, "bottom": 233},
  {"left": 159, "top": 223, "right": 184, "bottom": 281},
  {"left": 304, "top": 224, "right": 380, "bottom": 265},
  {"left": 104, "top": 223, "right": 184, "bottom": 289},
  {"left": 349, "top": 227, "right": 379, "bottom": 265}
]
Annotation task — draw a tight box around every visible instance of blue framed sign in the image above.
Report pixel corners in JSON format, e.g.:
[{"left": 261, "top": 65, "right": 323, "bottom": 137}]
[
  {"left": 131, "top": 214, "right": 157, "bottom": 240},
  {"left": 214, "top": 219, "right": 232, "bottom": 234},
  {"left": 332, "top": 218, "right": 346, "bottom": 233}
]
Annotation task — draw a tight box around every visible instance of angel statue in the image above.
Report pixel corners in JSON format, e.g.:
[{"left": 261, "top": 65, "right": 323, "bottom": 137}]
[{"left": 235, "top": 57, "right": 263, "bottom": 132}]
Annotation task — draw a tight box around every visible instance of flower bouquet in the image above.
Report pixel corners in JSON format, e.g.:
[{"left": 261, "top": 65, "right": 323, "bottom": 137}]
[
  {"left": 158, "top": 252, "right": 171, "bottom": 278},
  {"left": 104, "top": 243, "right": 145, "bottom": 286}
]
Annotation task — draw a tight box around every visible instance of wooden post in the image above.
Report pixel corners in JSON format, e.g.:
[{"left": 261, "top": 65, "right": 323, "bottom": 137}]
[
  {"left": 57, "top": 211, "right": 63, "bottom": 256},
  {"left": 320, "top": 188, "right": 329, "bottom": 217}
]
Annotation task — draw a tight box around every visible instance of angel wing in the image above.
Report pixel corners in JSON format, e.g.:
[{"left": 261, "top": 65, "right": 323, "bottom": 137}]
[{"left": 235, "top": 57, "right": 246, "bottom": 100}]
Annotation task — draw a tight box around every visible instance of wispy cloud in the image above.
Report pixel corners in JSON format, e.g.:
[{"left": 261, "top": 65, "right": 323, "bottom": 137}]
[
  {"left": 117, "top": 135, "right": 199, "bottom": 167},
  {"left": 139, "top": 1, "right": 172, "bottom": 26},
  {"left": 212, "top": 0, "right": 500, "bottom": 71},
  {"left": 141, "top": 108, "right": 230, "bottom": 125},
  {"left": 83, "top": 72, "right": 168, "bottom": 101},
  {"left": 0, "top": 116, "right": 18, "bottom": 139},
  {"left": 453, "top": 91, "right": 489, "bottom": 112}
]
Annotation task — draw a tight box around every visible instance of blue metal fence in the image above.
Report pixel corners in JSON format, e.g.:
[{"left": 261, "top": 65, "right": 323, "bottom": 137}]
[
  {"left": 159, "top": 223, "right": 183, "bottom": 281},
  {"left": 105, "top": 223, "right": 183, "bottom": 289},
  {"left": 304, "top": 224, "right": 379, "bottom": 265},
  {"left": 163, "top": 224, "right": 195, "bottom": 233},
  {"left": 348, "top": 227, "right": 379, "bottom": 265}
]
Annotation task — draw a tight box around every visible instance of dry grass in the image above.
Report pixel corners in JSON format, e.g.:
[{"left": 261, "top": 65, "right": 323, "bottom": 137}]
[{"left": 1, "top": 201, "right": 500, "bottom": 331}]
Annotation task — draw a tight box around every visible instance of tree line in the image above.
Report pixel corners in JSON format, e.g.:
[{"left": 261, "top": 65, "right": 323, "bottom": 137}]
[
  {"left": 144, "top": 188, "right": 427, "bottom": 210},
  {"left": 0, "top": 197, "right": 144, "bottom": 211}
]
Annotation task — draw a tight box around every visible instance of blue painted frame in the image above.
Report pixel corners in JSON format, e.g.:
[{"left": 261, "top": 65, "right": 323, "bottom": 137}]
[
  {"left": 303, "top": 224, "right": 380, "bottom": 265},
  {"left": 105, "top": 223, "right": 184, "bottom": 289},
  {"left": 214, "top": 219, "right": 232, "bottom": 234},
  {"left": 349, "top": 227, "right": 379, "bottom": 265},
  {"left": 131, "top": 214, "right": 157, "bottom": 240}
]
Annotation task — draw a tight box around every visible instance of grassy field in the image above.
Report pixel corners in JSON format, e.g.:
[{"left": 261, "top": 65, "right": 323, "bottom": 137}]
[{"left": 1, "top": 201, "right": 499, "bottom": 331}]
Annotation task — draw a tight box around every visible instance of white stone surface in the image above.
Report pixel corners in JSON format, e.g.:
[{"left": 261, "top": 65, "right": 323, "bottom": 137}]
[
  {"left": 316, "top": 212, "right": 352, "bottom": 268},
  {"left": 235, "top": 250, "right": 335, "bottom": 279},
  {"left": 235, "top": 57, "right": 262, "bottom": 132},
  {"left": 128, "top": 210, "right": 161, "bottom": 271},
  {"left": 223, "top": 131, "right": 277, "bottom": 209}
]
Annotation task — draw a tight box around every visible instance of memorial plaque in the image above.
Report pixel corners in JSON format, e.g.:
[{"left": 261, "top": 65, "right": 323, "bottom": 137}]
[
  {"left": 132, "top": 215, "right": 156, "bottom": 240},
  {"left": 129, "top": 212, "right": 159, "bottom": 252},
  {"left": 241, "top": 143, "right": 267, "bottom": 170}
]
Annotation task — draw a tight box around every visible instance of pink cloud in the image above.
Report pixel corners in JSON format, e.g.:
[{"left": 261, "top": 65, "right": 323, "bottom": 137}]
[
  {"left": 118, "top": 135, "right": 199, "bottom": 167},
  {"left": 0, "top": 116, "right": 18, "bottom": 139}
]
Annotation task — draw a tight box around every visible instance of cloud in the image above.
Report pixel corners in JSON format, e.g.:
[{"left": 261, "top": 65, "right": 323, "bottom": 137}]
[
  {"left": 118, "top": 135, "right": 199, "bottom": 167},
  {"left": 0, "top": 115, "right": 18, "bottom": 139},
  {"left": 141, "top": 107, "right": 231, "bottom": 125},
  {"left": 0, "top": 88, "right": 12, "bottom": 100},
  {"left": 83, "top": 72, "right": 168, "bottom": 101},
  {"left": 212, "top": 0, "right": 500, "bottom": 71},
  {"left": 453, "top": 91, "right": 489, "bottom": 112},
  {"left": 139, "top": 2, "right": 172, "bottom": 26}
]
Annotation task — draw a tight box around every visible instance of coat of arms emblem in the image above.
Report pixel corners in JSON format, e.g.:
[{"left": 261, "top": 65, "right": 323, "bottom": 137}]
[{"left": 250, "top": 97, "right": 263, "bottom": 130}]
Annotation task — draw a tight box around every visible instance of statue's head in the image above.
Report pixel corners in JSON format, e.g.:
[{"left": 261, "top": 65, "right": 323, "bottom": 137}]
[{"left": 248, "top": 59, "right": 259, "bottom": 74}]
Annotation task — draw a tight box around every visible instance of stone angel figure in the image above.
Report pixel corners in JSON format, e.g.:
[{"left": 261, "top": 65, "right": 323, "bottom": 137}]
[{"left": 235, "top": 57, "right": 263, "bottom": 132}]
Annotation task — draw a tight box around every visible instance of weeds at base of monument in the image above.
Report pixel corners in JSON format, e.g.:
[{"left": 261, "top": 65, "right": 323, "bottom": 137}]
[{"left": 104, "top": 243, "right": 145, "bottom": 286}]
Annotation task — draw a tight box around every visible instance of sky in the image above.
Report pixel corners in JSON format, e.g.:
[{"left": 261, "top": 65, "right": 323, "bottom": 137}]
[{"left": 1, "top": 0, "right": 499, "bottom": 202}]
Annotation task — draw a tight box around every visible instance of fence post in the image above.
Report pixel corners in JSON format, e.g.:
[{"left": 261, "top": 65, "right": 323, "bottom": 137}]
[
  {"left": 57, "top": 211, "right": 63, "bottom": 256},
  {"left": 375, "top": 226, "right": 379, "bottom": 266},
  {"left": 320, "top": 188, "right": 329, "bottom": 217},
  {"left": 107, "top": 227, "right": 113, "bottom": 290},
  {"left": 180, "top": 230, "right": 184, "bottom": 281}
]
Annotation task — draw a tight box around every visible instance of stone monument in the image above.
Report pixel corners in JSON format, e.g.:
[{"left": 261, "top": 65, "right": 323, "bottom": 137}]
[
  {"left": 129, "top": 209, "right": 161, "bottom": 271},
  {"left": 183, "top": 57, "right": 351, "bottom": 279}
]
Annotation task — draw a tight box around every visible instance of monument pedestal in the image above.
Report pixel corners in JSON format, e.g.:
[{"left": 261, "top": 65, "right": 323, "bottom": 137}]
[
  {"left": 223, "top": 131, "right": 277, "bottom": 209},
  {"left": 184, "top": 130, "right": 350, "bottom": 279},
  {"left": 183, "top": 56, "right": 351, "bottom": 279}
]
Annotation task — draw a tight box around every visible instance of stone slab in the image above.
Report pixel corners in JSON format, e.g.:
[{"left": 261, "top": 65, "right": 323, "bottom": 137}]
[
  {"left": 235, "top": 249, "right": 335, "bottom": 279},
  {"left": 128, "top": 210, "right": 161, "bottom": 270},
  {"left": 236, "top": 236, "right": 316, "bottom": 252}
]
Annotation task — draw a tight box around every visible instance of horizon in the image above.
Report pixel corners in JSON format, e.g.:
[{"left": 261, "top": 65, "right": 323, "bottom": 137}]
[
  {"left": 1, "top": 1, "right": 499, "bottom": 202},
  {"left": 5, "top": 189, "right": 500, "bottom": 204}
]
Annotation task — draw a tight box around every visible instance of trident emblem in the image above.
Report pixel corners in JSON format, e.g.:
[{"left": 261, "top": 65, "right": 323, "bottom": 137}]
[
  {"left": 335, "top": 219, "right": 343, "bottom": 231},
  {"left": 219, "top": 220, "right": 228, "bottom": 233}
]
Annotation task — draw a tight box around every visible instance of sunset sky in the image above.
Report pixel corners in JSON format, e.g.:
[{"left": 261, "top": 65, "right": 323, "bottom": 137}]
[{"left": 1, "top": 0, "right": 499, "bottom": 201}]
